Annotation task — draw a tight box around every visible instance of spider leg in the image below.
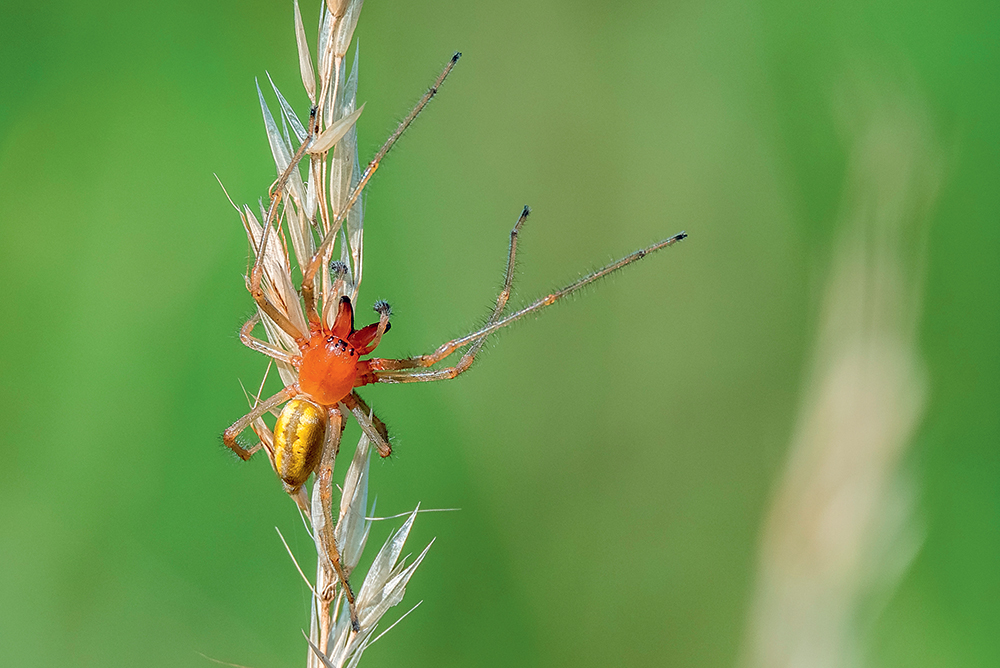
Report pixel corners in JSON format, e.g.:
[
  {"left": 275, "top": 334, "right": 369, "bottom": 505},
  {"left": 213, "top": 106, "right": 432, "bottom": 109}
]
[
  {"left": 239, "top": 313, "right": 301, "bottom": 366},
  {"left": 369, "top": 231, "right": 688, "bottom": 384},
  {"left": 364, "top": 206, "right": 529, "bottom": 375},
  {"left": 313, "top": 408, "right": 361, "bottom": 634},
  {"left": 223, "top": 385, "right": 298, "bottom": 460},
  {"left": 244, "top": 366, "right": 278, "bottom": 463},
  {"left": 463, "top": 205, "right": 529, "bottom": 359},
  {"left": 301, "top": 54, "right": 461, "bottom": 319},
  {"left": 341, "top": 391, "right": 392, "bottom": 458},
  {"left": 247, "top": 107, "right": 321, "bottom": 339}
]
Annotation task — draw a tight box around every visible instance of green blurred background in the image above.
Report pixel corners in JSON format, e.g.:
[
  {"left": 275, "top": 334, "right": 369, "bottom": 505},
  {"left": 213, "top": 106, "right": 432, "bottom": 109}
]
[{"left": 1, "top": 0, "right": 997, "bottom": 666}]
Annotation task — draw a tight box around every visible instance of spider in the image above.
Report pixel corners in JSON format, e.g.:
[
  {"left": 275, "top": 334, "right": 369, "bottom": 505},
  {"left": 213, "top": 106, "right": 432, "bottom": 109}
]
[{"left": 222, "top": 55, "right": 686, "bottom": 630}]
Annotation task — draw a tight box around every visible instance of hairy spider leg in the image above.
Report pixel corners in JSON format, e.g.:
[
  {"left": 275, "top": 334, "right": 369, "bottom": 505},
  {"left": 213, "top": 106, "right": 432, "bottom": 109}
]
[
  {"left": 223, "top": 385, "right": 299, "bottom": 459},
  {"left": 312, "top": 407, "right": 361, "bottom": 634},
  {"left": 350, "top": 205, "right": 529, "bottom": 391},
  {"left": 239, "top": 312, "right": 301, "bottom": 366},
  {"left": 341, "top": 390, "right": 392, "bottom": 457},
  {"left": 364, "top": 230, "right": 688, "bottom": 384},
  {"left": 300, "top": 54, "right": 461, "bottom": 321},
  {"left": 238, "top": 360, "right": 279, "bottom": 461},
  {"left": 243, "top": 402, "right": 361, "bottom": 634},
  {"left": 246, "top": 107, "right": 321, "bottom": 342},
  {"left": 462, "top": 205, "right": 530, "bottom": 361}
]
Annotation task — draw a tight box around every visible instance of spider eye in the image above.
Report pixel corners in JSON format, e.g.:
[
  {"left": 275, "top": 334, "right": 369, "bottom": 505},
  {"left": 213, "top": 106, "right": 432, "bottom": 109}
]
[{"left": 326, "top": 336, "right": 335, "bottom": 343}]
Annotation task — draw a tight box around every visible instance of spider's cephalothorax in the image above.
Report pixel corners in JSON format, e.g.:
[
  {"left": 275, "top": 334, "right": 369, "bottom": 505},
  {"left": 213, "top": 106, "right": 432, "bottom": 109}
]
[{"left": 298, "top": 296, "right": 390, "bottom": 405}]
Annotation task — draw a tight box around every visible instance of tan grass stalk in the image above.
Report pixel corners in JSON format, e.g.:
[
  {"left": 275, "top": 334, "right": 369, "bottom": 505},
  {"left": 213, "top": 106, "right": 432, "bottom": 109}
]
[
  {"left": 222, "top": 4, "right": 688, "bottom": 665},
  {"left": 224, "top": 2, "right": 430, "bottom": 665}
]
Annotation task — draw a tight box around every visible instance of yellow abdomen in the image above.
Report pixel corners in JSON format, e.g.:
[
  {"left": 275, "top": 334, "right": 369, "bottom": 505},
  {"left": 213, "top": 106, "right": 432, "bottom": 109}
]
[{"left": 273, "top": 397, "right": 327, "bottom": 492}]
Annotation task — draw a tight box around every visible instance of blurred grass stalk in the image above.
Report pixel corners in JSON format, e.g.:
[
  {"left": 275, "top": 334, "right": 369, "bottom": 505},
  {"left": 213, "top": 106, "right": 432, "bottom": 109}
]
[
  {"left": 741, "top": 73, "right": 941, "bottom": 668},
  {"left": 223, "top": 1, "right": 430, "bottom": 665}
]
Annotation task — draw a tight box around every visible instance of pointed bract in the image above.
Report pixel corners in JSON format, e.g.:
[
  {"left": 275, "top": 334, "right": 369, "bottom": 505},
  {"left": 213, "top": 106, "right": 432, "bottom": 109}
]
[
  {"left": 337, "top": 435, "right": 373, "bottom": 572},
  {"left": 309, "top": 104, "right": 365, "bottom": 154},
  {"left": 294, "top": 0, "right": 317, "bottom": 103},
  {"left": 334, "top": 0, "right": 364, "bottom": 58},
  {"left": 269, "top": 73, "right": 308, "bottom": 143}
]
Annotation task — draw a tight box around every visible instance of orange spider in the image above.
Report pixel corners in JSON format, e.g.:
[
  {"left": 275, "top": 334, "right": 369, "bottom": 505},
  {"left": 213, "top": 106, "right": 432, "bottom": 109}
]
[{"left": 222, "top": 55, "right": 686, "bottom": 629}]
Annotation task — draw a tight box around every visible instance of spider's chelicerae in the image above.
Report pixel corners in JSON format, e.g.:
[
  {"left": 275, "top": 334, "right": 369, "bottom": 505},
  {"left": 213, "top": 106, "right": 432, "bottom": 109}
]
[{"left": 223, "top": 54, "right": 685, "bottom": 631}]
